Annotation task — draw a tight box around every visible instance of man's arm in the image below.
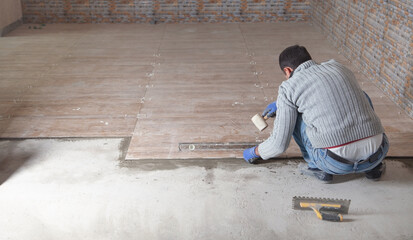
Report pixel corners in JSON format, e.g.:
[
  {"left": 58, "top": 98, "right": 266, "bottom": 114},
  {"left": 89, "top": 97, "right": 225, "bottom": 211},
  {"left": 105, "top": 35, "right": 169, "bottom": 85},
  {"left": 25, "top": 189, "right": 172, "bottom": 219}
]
[{"left": 257, "top": 87, "right": 298, "bottom": 160}]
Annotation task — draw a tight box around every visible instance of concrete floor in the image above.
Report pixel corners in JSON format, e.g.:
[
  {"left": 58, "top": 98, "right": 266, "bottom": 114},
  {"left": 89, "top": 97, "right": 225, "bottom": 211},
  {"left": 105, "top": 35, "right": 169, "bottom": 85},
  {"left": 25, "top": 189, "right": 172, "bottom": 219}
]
[{"left": 0, "top": 138, "right": 412, "bottom": 239}]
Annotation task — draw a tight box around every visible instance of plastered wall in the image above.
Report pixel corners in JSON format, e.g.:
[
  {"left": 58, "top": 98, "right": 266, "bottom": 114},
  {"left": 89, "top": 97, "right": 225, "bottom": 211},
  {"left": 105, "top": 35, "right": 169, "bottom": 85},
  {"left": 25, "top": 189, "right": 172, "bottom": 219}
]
[
  {"left": 21, "top": 0, "right": 310, "bottom": 23},
  {"left": 0, "top": 0, "right": 23, "bottom": 30},
  {"left": 311, "top": 0, "right": 412, "bottom": 117}
]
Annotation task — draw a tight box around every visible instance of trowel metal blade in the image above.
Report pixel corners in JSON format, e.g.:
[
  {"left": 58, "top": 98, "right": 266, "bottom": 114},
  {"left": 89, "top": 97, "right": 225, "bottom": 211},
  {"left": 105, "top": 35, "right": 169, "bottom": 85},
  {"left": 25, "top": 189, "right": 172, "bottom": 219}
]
[{"left": 292, "top": 196, "right": 351, "bottom": 214}]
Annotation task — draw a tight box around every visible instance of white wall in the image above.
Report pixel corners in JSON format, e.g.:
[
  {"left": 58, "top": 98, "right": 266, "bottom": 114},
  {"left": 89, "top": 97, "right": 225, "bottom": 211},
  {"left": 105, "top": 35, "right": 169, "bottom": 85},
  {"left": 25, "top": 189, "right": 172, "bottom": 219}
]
[{"left": 0, "top": 0, "right": 22, "bottom": 30}]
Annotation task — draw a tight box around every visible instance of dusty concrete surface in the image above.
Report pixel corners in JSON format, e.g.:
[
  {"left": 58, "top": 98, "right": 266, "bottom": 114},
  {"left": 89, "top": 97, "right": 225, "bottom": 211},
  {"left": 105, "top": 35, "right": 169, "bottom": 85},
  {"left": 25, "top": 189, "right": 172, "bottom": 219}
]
[{"left": 0, "top": 138, "right": 412, "bottom": 240}]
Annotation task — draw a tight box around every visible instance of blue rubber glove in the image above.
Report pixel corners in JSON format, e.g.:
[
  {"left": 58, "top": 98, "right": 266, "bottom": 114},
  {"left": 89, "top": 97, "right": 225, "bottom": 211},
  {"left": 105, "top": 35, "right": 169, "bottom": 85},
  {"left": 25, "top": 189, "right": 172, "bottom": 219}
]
[
  {"left": 262, "top": 101, "right": 277, "bottom": 118},
  {"left": 243, "top": 146, "right": 260, "bottom": 164}
]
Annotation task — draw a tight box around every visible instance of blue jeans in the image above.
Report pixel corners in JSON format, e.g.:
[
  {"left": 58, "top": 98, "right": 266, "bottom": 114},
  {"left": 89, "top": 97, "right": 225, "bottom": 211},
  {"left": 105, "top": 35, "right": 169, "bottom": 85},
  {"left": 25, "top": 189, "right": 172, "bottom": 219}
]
[{"left": 292, "top": 114, "right": 389, "bottom": 175}]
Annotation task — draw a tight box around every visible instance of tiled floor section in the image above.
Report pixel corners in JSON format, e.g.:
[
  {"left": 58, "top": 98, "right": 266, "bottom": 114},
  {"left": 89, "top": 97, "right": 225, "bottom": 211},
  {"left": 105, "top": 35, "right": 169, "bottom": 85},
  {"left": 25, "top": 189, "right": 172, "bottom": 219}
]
[
  {"left": 0, "top": 23, "right": 412, "bottom": 159},
  {"left": 0, "top": 24, "right": 162, "bottom": 137}
]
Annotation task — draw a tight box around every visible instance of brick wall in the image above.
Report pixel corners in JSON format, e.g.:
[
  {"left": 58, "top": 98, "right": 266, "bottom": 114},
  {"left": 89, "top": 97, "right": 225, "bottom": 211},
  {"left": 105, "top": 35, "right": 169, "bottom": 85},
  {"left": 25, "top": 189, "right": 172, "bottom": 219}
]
[
  {"left": 22, "top": 0, "right": 310, "bottom": 23},
  {"left": 310, "top": 0, "right": 412, "bottom": 117}
]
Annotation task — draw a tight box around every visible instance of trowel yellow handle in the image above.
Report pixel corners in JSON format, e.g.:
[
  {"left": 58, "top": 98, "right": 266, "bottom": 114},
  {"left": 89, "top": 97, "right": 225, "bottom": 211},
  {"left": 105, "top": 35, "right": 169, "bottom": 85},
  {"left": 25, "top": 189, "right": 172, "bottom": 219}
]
[
  {"left": 309, "top": 207, "right": 343, "bottom": 222},
  {"left": 300, "top": 203, "right": 343, "bottom": 222}
]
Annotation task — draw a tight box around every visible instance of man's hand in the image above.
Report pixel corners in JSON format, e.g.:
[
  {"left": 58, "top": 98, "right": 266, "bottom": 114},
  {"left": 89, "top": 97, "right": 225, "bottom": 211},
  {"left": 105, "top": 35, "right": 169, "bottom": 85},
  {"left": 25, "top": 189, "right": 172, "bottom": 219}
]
[
  {"left": 262, "top": 101, "right": 277, "bottom": 118},
  {"left": 243, "top": 146, "right": 260, "bottom": 164}
]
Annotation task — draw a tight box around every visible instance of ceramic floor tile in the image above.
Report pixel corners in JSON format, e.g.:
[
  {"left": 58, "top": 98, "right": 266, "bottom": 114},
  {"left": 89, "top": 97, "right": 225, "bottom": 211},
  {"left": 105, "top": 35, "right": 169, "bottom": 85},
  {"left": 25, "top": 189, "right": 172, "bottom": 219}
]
[
  {"left": 66, "top": 48, "right": 157, "bottom": 59},
  {"left": 160, "top": 40, "right": 246, "bottom": 50},
  {"left": 158, "top": 48, "right": 249, "bottom": 63},
  {"left": 73, "top": 40, "right": 161, "bottom": 50},
  {"left": 164, "top": 23, "right": 242, "bottom": 33},
  {"left": 46, "top": 64, "right": 153, "bottom": 77},
  {"left": 4, "top": 100, "right": 142, "bottom": 118},
  {"left": 153, "top": 62, "right": 254, "bottom": 74},
  {"left": 0, "top": 117, "right": 137, "bottom": 138}
]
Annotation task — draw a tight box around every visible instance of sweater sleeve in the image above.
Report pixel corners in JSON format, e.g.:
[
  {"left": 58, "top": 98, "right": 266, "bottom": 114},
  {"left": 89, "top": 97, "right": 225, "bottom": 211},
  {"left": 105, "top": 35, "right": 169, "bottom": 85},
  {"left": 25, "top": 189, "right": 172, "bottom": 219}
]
[{"left": 257, "top": 85, "right": 298, "bottom": 160}]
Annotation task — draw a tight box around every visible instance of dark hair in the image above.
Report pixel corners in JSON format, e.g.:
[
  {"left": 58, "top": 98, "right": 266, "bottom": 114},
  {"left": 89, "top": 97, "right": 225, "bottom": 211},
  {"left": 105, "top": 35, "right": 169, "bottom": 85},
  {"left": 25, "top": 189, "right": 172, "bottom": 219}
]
[{"left": 279, "top": 45, "right": 312, "bottom": 71}]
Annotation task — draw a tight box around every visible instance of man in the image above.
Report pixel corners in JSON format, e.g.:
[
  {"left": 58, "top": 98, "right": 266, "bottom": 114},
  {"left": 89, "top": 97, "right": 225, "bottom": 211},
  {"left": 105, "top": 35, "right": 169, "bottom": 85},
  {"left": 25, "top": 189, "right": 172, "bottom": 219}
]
[{"left": 243, "top": 45, "right": 389, "bottom": 182}]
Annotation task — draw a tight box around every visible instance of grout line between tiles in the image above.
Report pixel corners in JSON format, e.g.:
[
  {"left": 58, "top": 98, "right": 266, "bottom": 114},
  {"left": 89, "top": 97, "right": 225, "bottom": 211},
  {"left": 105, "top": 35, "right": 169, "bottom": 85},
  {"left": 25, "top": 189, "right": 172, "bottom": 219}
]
[
  {"left": 129, "top": 24, "right": 167, "bottom": 136},
  {"left": 238, "top": 23, "right": 267, "bottom": 104}
]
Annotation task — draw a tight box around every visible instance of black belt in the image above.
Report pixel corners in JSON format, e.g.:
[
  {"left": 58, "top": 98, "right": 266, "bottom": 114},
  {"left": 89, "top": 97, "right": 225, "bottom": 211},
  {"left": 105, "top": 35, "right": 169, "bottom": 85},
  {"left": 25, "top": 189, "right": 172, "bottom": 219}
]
[{"left": 326, "top": 136, "right": 385, "bottom": 165}]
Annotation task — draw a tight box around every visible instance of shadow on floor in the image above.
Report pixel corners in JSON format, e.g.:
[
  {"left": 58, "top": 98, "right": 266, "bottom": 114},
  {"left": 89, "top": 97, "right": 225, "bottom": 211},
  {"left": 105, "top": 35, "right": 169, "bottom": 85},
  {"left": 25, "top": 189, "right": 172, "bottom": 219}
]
[
  {"left": 0, "top": 141, "right": 36, "bottom": 185},
  {"left": 261, "top": 158, "right": 413, "bottom": 184},
  {"left": 122, "top": 157, "right": 413, "bottom": 184}
]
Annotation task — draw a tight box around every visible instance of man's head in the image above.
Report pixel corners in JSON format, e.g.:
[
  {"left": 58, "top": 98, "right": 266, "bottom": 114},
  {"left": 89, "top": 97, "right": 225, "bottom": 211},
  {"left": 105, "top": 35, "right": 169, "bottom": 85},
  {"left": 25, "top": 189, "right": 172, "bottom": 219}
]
[{"left": 279, "top": 45, "right": 312, "bottom": 79}]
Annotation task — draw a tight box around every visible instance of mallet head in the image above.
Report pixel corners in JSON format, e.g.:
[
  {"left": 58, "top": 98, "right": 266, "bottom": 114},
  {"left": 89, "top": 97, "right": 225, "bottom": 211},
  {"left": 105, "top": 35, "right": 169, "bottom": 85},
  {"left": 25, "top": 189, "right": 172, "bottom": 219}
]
[{"left": 251, "top": 113, "right": 268, "bottom": 131}]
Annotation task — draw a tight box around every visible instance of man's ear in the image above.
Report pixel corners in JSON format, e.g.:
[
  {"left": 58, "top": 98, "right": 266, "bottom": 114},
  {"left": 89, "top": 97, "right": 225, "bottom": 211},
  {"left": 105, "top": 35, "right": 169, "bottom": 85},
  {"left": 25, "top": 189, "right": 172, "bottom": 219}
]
[{"left": 283, "top": 67, "right": 294, "bottom": 79}]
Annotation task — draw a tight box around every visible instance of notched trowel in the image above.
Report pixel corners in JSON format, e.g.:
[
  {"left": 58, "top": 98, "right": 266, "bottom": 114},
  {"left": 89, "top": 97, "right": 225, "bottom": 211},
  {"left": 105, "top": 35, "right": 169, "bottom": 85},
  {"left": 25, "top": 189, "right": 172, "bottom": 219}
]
[{"left": 292, "top": 196, "right": 351, "bottom": 222}]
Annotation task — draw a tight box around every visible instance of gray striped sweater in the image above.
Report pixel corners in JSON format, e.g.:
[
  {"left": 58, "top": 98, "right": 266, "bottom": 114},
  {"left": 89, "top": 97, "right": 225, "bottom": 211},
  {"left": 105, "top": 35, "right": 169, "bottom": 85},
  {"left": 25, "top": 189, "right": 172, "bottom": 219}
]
[{"left": 257, "top": 59, "right": 384, "bottom": 160}]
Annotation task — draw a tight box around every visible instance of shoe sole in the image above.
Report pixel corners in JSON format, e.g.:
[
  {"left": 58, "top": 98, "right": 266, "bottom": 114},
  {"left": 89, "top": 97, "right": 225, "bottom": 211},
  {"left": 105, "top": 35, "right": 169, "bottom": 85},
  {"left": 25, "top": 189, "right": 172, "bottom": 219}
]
[
  {"left": 365, "top": 162, "right": 386, "bottom": 181},
  {"left": 300, "top": 168, "right": 333, "bottom": 183}
]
